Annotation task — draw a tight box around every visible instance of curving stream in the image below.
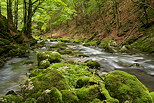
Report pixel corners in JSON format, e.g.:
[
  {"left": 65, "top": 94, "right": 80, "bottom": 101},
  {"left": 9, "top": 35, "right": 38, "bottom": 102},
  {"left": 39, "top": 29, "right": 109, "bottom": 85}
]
[{"left": 0, "top": 41, "right": 154, "bottom": 96}]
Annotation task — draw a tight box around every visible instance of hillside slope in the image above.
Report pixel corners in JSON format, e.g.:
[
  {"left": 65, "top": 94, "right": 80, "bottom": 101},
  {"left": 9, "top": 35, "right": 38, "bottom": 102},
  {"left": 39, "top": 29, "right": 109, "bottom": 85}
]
[{"left": 51, "top": 0, "right": 154, "bottom": 53}]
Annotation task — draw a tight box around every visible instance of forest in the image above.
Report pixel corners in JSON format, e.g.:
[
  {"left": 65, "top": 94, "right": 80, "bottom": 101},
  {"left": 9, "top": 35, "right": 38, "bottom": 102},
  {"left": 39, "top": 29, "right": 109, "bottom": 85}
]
[{"left": 0, "top": 0, "right": 154, "bottom": 103}]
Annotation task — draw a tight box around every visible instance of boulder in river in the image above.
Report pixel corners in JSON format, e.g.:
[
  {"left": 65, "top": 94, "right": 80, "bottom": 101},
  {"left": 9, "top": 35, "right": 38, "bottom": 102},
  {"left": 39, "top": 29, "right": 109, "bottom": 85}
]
[
  {"left": 104, "top": 70, "right": 153, "bottom": 103},
  {"left": 37, "top": 51, "right": 61, "bottom": 65}
]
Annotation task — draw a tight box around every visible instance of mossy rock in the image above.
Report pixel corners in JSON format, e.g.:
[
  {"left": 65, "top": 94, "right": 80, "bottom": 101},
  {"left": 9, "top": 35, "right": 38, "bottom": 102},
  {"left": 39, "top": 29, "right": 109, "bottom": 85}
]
[
  {"left": 85, "top": 60, "right": 100, "bottom": 69},
  {"left": 75, "top": 85, "right": 102, "bottom": 103},
  {"left": 13, "top": 34, "right": 24, "bottom": 44},
  {"left": 0, "top": 38, "right": 11, "bottom": 45},
  {"left": 37, "top": 51, "right": 61, "bottom": 65},
  {"left": 8, "top": 46, "right": 29, "bottom": 57},
  {"left": 91, "top": 98, "right": 102, "bottom": 103},
  {"left": 104, "top": 70, "right": 152, "bottom": 103},
  {"left": 51, "top": 42, "right": 67, "bottom": 50},
  {"left": 61, "top": 90, "right": 79, "bottom": 103},
  {"left": 0, "top": 41, "right": 5, "bottom": 46},
  {"left": 24, "top": 98, "right": 37, "bottom": 103},
  {"left": 76, "top": 77, "right": 90, "bottom": 88},
  {"left": 26, "top": 68, "right": 69, "bottom": 94},
  {"left": 37, "top": 87, "right": 63, "bottom": 103},
  {"left": 150, "top": 92, "right": 154, "bottom": 102},
  {"left": 38, "top": 59, "right": 50, "bottom": 69},
  {"left": 0, "top": 95, "right": 23, "bottom": 103},
  {"left": 0, "top": 48, "right": 4, "bottom": 54}
]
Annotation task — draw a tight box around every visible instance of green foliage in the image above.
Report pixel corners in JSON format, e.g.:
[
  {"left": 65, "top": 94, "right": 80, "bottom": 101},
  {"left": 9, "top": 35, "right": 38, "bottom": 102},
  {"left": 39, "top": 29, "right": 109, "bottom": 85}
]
[{"left": 104, "top": 70, "right": 152, "bottom": 103}]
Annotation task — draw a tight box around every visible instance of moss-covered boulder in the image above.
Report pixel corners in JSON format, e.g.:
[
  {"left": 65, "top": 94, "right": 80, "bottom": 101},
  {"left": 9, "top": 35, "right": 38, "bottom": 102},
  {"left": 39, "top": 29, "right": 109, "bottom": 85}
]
[
  {"left": 37, "top": 87, "right": 63, "bottom": 103},
  {"left": 61, "top": 90, "right": 79, "bottom": 103},
  {"left": 37, "top": 51, "right": 61, "bottom": 65},
  {"left": 24, "top": 68, "right": 69, "bottom": 97},
  {"left": 0, "top": 95, "right": 23, "bottom": 103},
  {"left": 85, "top": 60, "right": 100, "bottom": 69},
  {"left": 75, "top": 85, "right": 102, "bottom": 103},
  {"left": 76, "top": 77, "right": 90, "bottom": 88},
  {"left": 104, "top": 70, "right": 153, "bottom": 103},
  {"left": 24, "top": 98, "right": 37, "bottom": 103},
  {"left": 7, "top": 46, "right": 29, "bottom": 57},
  {"left": 50, "top": 41, "right": 67, "bottom": 50},
  {"left": 150, "top": 92, "right": 154, "bottom": 102},
  {"left": 38, "top": 59, "right": 50, "bottom": 69}
]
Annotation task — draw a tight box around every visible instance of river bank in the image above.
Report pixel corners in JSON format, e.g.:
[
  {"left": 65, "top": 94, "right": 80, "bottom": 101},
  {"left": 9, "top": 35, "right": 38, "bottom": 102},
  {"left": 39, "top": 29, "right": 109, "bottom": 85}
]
[{"left": 0, "top": 37, "right": 154, "bottom": 102}]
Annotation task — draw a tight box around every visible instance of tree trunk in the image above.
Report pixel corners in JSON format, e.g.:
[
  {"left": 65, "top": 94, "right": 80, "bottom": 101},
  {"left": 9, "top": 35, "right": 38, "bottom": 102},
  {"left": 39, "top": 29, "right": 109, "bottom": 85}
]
[
  {"left": 0, "top": 1, "right": 1, "bottom": 15},
  {"left": 7, "top": 0, "right": 13, "bottom": 24},
  {"left": 26, "top": 0, "right": 33, "bottom": 38},
  {"left": 14, "top": 0, "right": 19, "bottom": 29},
  {"left": 23, "top": 0, "right": 27, "bottom": 35},
  {"left": 113, "top": 1, "right": 121, "bottom": 29}
]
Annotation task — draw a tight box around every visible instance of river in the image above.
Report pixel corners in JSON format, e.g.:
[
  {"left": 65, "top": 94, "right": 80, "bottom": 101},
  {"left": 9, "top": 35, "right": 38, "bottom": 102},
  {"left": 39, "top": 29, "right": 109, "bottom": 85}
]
[{"left": 0, "top": 40, "right": 154, "bottom": 96}]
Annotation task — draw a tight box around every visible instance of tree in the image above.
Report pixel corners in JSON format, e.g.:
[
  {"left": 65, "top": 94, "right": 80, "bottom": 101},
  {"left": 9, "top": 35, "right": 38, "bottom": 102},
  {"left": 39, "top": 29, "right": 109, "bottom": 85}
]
[
  {"left": 14, "top": 0, "right": 19, "bottom": 29},
  {"left": 7, "top": 0, "right": 13, "bottom": 24},
  {"left": 23, "top": 0, "right": 44, "bottom": 38}
]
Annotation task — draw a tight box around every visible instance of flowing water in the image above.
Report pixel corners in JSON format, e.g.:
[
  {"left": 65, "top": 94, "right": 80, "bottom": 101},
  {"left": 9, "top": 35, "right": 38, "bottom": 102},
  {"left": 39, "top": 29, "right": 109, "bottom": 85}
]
[
  {"left": 0, "top": 41, "right": 154, "bottom": 96},
  {"left": 68, "top": 44, "right": 154, "bottom": 91}
]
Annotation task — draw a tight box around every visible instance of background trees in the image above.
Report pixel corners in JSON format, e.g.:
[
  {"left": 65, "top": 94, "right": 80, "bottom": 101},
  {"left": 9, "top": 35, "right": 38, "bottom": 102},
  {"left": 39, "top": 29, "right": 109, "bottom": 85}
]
[{"left": 0, "top": 0, "right": 154, "bottom": 38}]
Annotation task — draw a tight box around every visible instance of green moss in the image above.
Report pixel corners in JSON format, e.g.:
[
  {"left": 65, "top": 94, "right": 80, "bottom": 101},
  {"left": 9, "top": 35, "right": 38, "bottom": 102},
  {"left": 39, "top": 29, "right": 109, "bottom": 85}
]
[
  {"left": 61, "top": 90, "right": 79, "bottom": 103},
  {"left": 0, "top": 38, "right": 11, "bottom": 45},
  {"left": 37, "top": 51, "right": 61, "bottom": 65},
  {"left": 8, "top": 46, "right": 29, "bottom": 57},
  {"left": 57, "top": 48, "right": 74, "bottom": 55},
  {"left": 104, "top": 70, "right": 152, "bottom": 103},
  {"left": 99, "top": 39, "right": 116, "bottom": 53},
  {"left": 51, "top": 41, "right": 67, "bottom": 50},
  {"left": 75, "top": 85, "right": 102, "bottom": 103},
  {"left": 0, "top": 41, "right": 5, "bottom": 46},
  {"left": 27, "top": 69, "right": 69, "bottom": 94},
  {"left": 37, "top": 87, "right": 63, "bottom": 103},
  {"left": 38, "top": 59, "right": 50, "bottom": 69},
  {"left": 24, "top": 98, "right": 37, "bottom": 103},
  {"left": 150, "top": 92, "right": 154, "bottom": 102},
  {"left": 48, "top": 63, "right": 91, "bottom": 87},
  {"left": 85, "top": 60, "right": 100, "bottom": 69},
  {"left": 0, "top": 95, "right": 23, "bottom": 103},
  {"left": 0, "top": 48, "right": 4, "bottom": 54},
  {"left": 100, "top": 83, "right": 119, "bottom": 103},
  {"left": 91, "top": 98, "right": 102, "bottom": 103},
  {"left": 76, "top": 77, "right": 90, "bottom": 88},
  {"left": 13, "top": 34, "right": 24, "bottom": 44}
]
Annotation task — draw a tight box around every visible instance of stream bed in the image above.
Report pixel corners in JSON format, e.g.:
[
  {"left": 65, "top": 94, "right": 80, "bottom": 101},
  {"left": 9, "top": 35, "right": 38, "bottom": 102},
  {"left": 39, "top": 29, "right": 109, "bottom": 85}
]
[{"left": 0, "top": 41, "right": 154, "bottom": 96}]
